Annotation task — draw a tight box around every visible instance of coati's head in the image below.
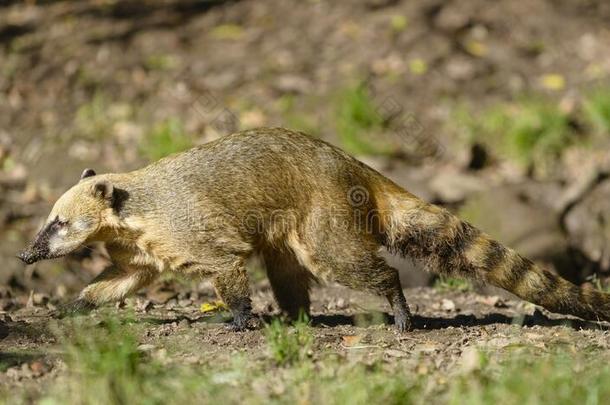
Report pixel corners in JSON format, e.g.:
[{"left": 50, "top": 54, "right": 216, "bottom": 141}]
[{"left": 17, "top": 169, "right": 117, "bottom": 264}]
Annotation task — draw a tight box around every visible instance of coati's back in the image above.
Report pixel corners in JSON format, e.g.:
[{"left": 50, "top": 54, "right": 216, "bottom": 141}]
[{"left": 137, "top": 127, "right": 392, "bottom": 238}]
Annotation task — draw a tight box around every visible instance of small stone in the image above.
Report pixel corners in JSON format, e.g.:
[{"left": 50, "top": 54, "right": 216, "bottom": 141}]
[
  {"left": 441, "top": 299, "right": 456, "bottom": 312},
  {"left": 55, "top": 285, "right": 67, "bottom": 299},
  {"left": 178, "top": 299, "right": 192, "bottom": 308},
  {"left": 385, "top": 349, "right": 407, "bottom": 358},
  {"left": 477, "top": 296, "right": 507, "bottom": 308},
  {"left": 240, "top": 110, "right": 266, "bottom": 128},
  {"left": 136, "top": 299, "right": 153, "bottom": 312},
  {"left": 32, "top": 293, "right": 49, "bottom": 306},
  {"left": 435, "top": 3, "right": 470, "bottom": 31},
  {"left": 274, "top": 75, "right": 312, "bottom": 94},
  {"left": 20, "top": 363, "right": 33, "bottom": 379},
  {"left": 6, "top": 367, "right": 20, "bottom": 379},
  {"left": 419, "top": 343, "right": 439, "bottom": 353},
  {"left": 147, "top": 289, "right": 177, "bottom": 305},
  {"left": 416, "top": 364, "right": 429, "bottom": 375},
  {"left": 459, "top": 347, "right": 481, "bottom": 373},
  {"left": 137, "top": 344, "right": 156, "bottom": 352},
  {"left": 336, "top": 298, "right": 346, "bottom": 309},
  {"left": 429, "top": 168, "right": 485, "bottom": 203}
]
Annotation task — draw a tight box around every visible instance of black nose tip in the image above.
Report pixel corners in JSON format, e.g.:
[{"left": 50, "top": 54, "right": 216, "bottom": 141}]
[{"left": 17, "top": 251, "right": 35, "bottom": 264}]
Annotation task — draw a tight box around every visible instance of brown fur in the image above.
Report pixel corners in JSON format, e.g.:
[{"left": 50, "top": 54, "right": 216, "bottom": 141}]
[{"left": 20, "top": 127, "right": 610, "bottom": 330}]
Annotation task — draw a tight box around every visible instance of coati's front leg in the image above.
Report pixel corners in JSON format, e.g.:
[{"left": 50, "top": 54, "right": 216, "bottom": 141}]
[
  {"left": 212, "top": 259, "right": 257, "bottom": 331},
  {"left": 61, "top": 265, "right": 157, "bottom": 316}
]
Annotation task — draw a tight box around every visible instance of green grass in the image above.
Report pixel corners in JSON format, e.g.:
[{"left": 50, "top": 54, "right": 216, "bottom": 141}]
[
  {"left": 453, "top": 98, "right": 574, "bottom": 171},
  {"left": 582, "top": 88, "right": 610, "bottom": 135},
  {"left": 334, "top": 83, "right": 392, "bottom": 155},
  {"left": 38, "top": 316, "right": 157, "bottom": 404},
  {"left": 390, "top": 15, "right": 408, "bottom": 33},
  {"left": 264, "top": 316, "right": 313, "bottom": 366},
  {"left": 210, "top": 24, "right": 245, "bottom": 40},
  {"left": 140, "top": 118, "right": 193, "bottom": 161},
  {"left": 73, "top": 93, "right": 135, "bottom": 141},
  {"left": 434, "top": 275, "right": 473, "bottom": 293},
  {"left": 74, "top": 93, "right": 113, "bottom": 140},
  {"left": 6, "top": 314, "right": 610, "bottom": 404},
  {"left": 144, "top": 54, "right": 178, "bottom": 71},
  {"left": 449, "top": 348, "right": 610, "bottom": 405}
]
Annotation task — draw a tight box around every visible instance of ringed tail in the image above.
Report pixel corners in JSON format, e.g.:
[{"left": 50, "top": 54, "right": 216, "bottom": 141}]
[{"left": 376, "top": 184, "right": 610, "bottom": 323}]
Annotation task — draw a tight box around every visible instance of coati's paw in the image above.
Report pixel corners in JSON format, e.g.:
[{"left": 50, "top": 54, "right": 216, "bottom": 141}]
[
  {"left": 57, "top": 299, "right": 96, "bottom": 318},
  {"left": 394, "top": 312, "right": 412, "bottom": 333},
  {"left": 227, "top": 313, "right": 262, "bottom": 331}
]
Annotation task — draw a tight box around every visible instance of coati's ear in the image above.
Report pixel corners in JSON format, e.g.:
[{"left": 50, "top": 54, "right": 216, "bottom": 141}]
[
  {"left": 80, "top": 168, "right": 96, "bottom": 181},
  {"left": 91, "top": 180, "right": 114, "bottom": 201}
]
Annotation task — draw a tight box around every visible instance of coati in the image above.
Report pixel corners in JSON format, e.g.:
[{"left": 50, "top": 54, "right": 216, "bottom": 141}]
[{"left": 18, "top": 127, "right": 610, "bottom": 331}]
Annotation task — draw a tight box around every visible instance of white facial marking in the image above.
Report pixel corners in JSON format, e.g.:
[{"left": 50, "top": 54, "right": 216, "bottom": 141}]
[
  {"left": 48, "top": 233, "right": 62, "bottom": 253},
  {"left": 73, "top": 219, "right": 90, "bottom": 232}
]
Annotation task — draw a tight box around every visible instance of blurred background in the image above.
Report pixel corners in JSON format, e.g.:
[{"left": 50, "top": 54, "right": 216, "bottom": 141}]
[{"left": 1, "top": 0, "right": 610, "bottom": 309}]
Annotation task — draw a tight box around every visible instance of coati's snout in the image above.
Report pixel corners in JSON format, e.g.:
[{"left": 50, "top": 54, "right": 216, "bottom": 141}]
[
  {"left": 17, "top": 248, "right": 43, "bottom": 264},
  {"left": 18, "top": 216, "right": 75, "bottom": 264},
  {"left": 18, "top": 168, "right": 117, "bottom": 265},
  {"left": 17, "top": 223, "right": 53, "bottom": 264}
]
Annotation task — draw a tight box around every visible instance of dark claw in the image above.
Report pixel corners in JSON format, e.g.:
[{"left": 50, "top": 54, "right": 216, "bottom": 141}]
[
  {"left": 226, "top": 312, "right": 261, "bottom": 331},
  {"left": 394, "top": 311, "right": 412, "bottom": 333},
  {"left": 227, "top": 320, "right": 248, "bottom": 332}
]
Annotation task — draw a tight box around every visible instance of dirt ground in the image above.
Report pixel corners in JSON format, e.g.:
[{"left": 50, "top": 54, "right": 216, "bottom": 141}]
[{"left": 2, "top": 281, "right": 609, "bottom": 398}]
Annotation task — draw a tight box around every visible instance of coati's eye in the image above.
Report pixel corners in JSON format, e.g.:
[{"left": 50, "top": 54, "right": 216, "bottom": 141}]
[{"left": 51, "top": 217, "right": 68, "bottom": 230}]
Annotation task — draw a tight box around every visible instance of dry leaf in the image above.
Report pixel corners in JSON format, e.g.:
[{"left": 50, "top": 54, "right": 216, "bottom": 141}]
[{"left": 341, "top": 335, "right": 362, "bottom": 347}]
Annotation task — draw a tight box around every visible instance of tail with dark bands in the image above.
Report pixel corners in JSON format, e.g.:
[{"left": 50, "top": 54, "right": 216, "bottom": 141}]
[{"left": 382, "top": 193, "right": 610, "bottom": 323}]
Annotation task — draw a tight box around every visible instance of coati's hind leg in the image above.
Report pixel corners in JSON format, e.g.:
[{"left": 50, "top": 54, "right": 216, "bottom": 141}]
[
  {"left": 335, "top": 257, "right": 411, "bottom": 332},
  {"left": 262, "top": 248, "right": 315, "bottom": 320},
  {"left": 383, "top": 270, "right": 412, "bottom": 332},
  {"left": 288, "top": 234, "right": 412, "bottom": 332}
]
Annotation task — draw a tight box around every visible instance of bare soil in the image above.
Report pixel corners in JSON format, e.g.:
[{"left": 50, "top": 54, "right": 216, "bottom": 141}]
[{"left": 2, "top": 282, "right": 609, "bottom": 393}]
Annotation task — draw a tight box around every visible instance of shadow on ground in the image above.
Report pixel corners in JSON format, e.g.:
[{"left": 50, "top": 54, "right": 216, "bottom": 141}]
[{"left": 137, "top": 310, "right": 610, "bottom": 332}]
